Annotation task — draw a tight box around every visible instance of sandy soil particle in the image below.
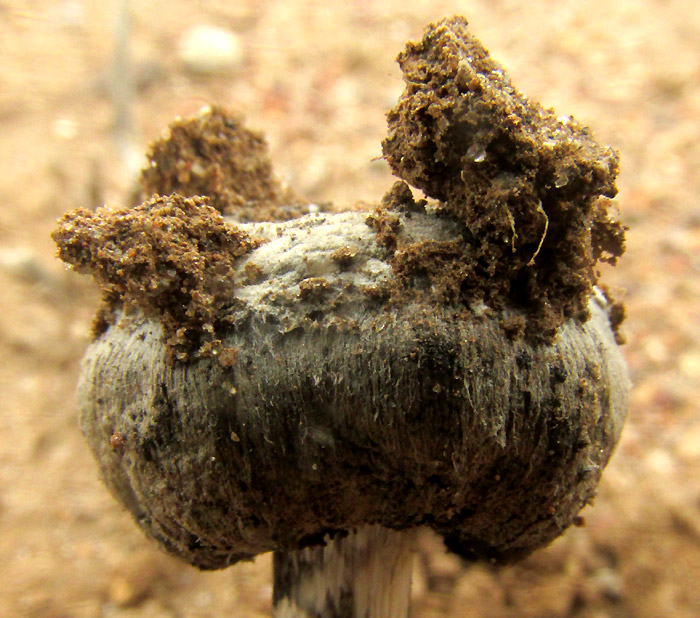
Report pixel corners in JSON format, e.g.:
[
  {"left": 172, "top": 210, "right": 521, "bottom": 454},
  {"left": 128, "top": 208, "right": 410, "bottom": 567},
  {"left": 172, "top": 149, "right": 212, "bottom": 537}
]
[
  {"left": 297, "top": 276, "right": 330, "bottom": 300},
  {"left": 365, "top": 207, "right": 402, "bottom": 251},
  {"left": 52, "top": 194, "right": 256, "bottom": 360},
  {"left": 391, "top": 240, "right": 471, "bottom": 304},
  {"left": 139, "top": 106, "right": 306, "bottom": 222},
  {"left": 381, "top": 180, "right": 428, "bottom": 215},
  {"left": 381, "top": 16, "right": 626, "bottom": 340},
  {"left": 330, "top": 244, "right": 358, "bottom": 269}
]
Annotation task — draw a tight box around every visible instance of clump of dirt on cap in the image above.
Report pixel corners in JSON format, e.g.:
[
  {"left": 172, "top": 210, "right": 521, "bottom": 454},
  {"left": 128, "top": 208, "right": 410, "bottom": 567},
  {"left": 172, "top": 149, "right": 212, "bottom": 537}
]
[
  {"left": 53, "top": 194, "right": 257, "bottom": 360},
  {"left": 381, "top": 16, "right": 626, "bottom": 339},
  {"left": 139, "top": 106, "right": 307, "bottom": 222}
]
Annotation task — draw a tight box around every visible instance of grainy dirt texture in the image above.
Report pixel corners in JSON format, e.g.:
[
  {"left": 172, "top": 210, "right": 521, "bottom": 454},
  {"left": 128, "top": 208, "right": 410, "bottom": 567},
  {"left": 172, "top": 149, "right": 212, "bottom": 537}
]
[
  {"left": 381, "top": 17, "right": 625, "bottom": 339},
  {"left": 2, "top": 2, "right": 700, "bottom": 617},
  {"left": 53, "top": 194, "right": 255, "bottom": 359},
  {"left": 139, "top": 106, "right": 306, "bottom": 222}
]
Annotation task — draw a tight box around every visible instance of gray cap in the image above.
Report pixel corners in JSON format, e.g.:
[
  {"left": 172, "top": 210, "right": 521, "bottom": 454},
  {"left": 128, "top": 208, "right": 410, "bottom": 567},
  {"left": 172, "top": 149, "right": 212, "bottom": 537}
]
[{"left": 76, "top": 207, "right": 628, "bottom": 570}]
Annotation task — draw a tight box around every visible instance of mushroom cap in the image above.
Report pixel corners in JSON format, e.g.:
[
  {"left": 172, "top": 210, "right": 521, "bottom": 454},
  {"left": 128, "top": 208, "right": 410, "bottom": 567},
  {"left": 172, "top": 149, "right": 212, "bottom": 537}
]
[
  {"left": 67, "top": 15, "right": 629, "bottom": 572},
  {"left": 78, "top": 210, "right": 628, "bottom": 570}
]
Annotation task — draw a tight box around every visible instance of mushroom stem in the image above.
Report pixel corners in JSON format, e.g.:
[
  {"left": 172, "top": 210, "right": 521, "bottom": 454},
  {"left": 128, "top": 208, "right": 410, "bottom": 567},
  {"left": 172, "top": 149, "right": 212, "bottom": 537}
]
[{"left": 272, "top": 526, "right": 415, "bottom": 618}]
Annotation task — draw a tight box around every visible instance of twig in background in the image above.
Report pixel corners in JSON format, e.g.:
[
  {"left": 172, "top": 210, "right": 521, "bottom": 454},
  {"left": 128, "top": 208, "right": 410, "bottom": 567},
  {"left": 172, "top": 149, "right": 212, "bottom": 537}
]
[{"left": 110, "top": 0, "right": 140, "bottom": 183}]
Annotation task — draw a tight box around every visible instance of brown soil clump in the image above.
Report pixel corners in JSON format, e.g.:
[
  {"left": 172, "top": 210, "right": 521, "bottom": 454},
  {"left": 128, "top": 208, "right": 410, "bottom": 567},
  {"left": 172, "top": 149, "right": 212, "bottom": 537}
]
[
  {"left": 381, "top": 16, "right": 626, "bottom": 338},
  {"left": 139, "top": 106, "right": 306, "bottom": 222},
  {"left": 380, "top": 180, "right": 427, "bottom": 214},
  {"left": 391, "top": 240, "right": 471, "bottom": 304},
  {"left": 52, "top": 194, "right": 256, "bottom": 360},
  {"left": 365, "top": 206, "right": 402, "bottom": 251},
  {"left": 329, "top": 245, "right": 358, "bottom": 269}
]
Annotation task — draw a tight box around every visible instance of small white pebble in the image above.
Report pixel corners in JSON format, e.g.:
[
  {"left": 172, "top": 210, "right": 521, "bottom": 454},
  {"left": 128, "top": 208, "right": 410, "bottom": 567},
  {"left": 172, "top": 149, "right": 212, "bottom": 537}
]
[
  {"left": 642, "top": 336, "right": 669, "bottom": 363},
  {"left": 178, "top": 25, "right": 244, "bottom": 75},
  {"left": 644, "top": 448, "right": 675, "bottom": 475},
  {"left": 679, "top": 352, "right": 700, "bottom": 379},
  {"left": 466, "top": 143, "right": 486, "bottom": 163},
  {"left": 52, "top": 116, "right": 78, "bottom": 140},
  {"left": 0, "top": 246, "right": 44, "bottom": 282},
  {"left": 194, "top": 591, "right": 213, "bottom": 608},
  {"left": 676, "top": 423, "right": 700, "bottom": 461}
]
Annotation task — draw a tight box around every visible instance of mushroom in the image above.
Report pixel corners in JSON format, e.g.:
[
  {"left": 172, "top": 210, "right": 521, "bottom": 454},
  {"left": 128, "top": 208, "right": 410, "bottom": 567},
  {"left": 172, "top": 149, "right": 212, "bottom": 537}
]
[{"left": 54, "top": 16, "right": 629, "bottom": 618}]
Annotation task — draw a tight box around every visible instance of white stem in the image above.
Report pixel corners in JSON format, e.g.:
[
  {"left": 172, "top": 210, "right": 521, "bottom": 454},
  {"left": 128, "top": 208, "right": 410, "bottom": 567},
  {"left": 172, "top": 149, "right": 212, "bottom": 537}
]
[{"left": 273, "top": 526, "right": 415, "bottom": 618}]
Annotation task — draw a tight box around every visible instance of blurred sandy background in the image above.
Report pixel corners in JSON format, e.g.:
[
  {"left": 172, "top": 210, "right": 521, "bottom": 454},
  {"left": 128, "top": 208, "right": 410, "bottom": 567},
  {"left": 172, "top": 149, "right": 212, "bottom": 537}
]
[{"left": 1, "top": 1, "right": 700, "bottom": 616}]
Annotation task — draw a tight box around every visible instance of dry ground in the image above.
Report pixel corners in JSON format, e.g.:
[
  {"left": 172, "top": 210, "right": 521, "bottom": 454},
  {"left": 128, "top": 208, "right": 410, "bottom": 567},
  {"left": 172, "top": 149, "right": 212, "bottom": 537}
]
[{"left": 2, "top": 1, "right": 700, "bottom": 616}]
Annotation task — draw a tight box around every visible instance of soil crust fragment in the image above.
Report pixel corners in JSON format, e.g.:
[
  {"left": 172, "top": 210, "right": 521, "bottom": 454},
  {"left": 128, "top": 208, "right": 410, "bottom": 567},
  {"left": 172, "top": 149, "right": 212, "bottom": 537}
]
[
  {"left": 53, "top": 194, "right": 256, "bottom": 359},
  {"left": 381, "top": 16, "right": 626, "bottom": 338},
  {"left": 139, "top": 106, "right": 305, "bottom": 222}
]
